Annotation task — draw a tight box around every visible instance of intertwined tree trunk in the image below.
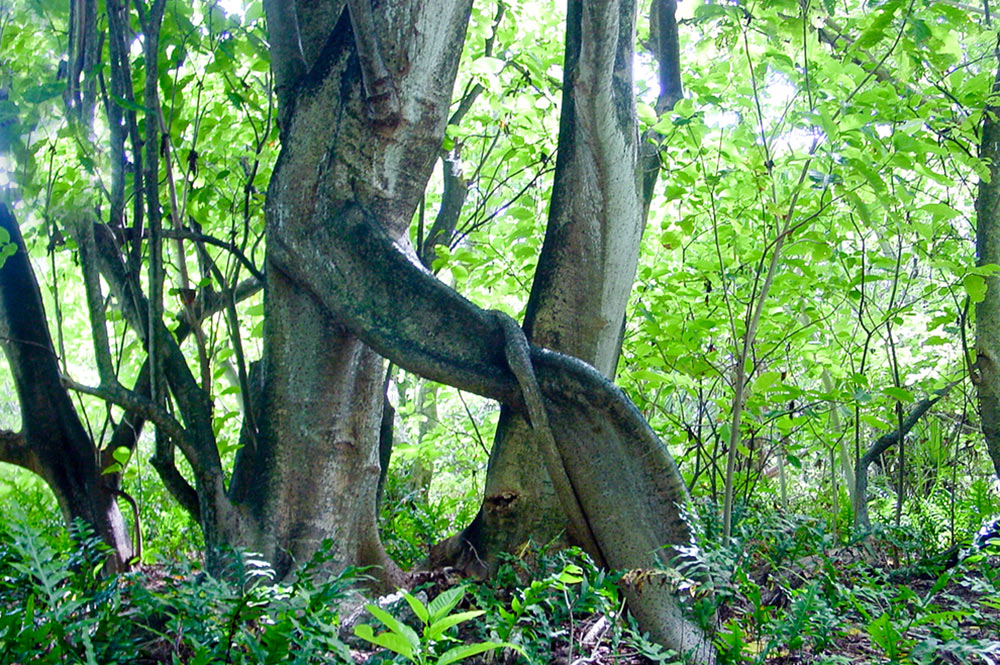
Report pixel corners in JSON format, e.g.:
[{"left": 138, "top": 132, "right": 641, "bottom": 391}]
[
  {"left": 260, "top": 4, "right": 711, "bottom": 656},
  {"left": 223, "top": 0, "right": 475, "bottom": 586},
  {"left": 4, "top": 1, "right": 712, "bottom": 657},
  {"left": 436, "top": 0, "right": 684, "bottom": 574}
]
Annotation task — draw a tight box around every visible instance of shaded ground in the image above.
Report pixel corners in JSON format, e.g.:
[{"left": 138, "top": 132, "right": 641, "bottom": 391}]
[{"left": 16, "top": 535, "right": 996, "bottom": 664}]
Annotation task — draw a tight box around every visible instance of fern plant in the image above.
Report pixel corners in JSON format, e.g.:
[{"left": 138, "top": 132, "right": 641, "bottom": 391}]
[{"left": 0, "top": 515, "right": 130, "bottom": 665}]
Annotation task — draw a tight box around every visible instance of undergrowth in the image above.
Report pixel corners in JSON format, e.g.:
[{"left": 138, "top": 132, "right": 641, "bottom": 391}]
[{"left": 2, "top": 507, "right": 1000, "bottom": 664}]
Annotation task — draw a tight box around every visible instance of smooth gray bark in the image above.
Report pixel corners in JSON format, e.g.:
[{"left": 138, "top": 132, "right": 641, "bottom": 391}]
[
  {"left": 256, "top": 3, "right": 710, "bottom": 655},
  {"left": 227, "top": 1, "right": 475, "bottom": 586},
  {"left": 442, "top": 0, "right": 685, "bottom": 574}
]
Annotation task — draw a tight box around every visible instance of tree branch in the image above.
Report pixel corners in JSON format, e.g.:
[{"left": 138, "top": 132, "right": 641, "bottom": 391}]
[
  {"left": 162, "top": 229, "right": 264, "bottom": 281},
  {"left": 60, "top": 375, "right": 201, "bottom": 471},
  {"left": 88, "top": 222, "right": 227, "bottom": 521},
  {"left": 151, "top": 430, "right": 201, "bottom": 521},
  {"left": 262, "top": 0, "right": 307, "bottom": 123},
  {"left": 975, "top": 41, "right": 1000, "bottom": 479},
  {"left": 642, "top": 0, "right": 684, "bottom": 219},
  {"left": 0, "top": 429, "right": 39, "bottom": 474},
  {"left": 347, "top": 0, "right": 398, "bottom": 126},
  {"left": 91, "top": 224, "right": 217, "bottom": 449},
  {"left": 861, "top": 380, "right": 960, "bottom": 468}
]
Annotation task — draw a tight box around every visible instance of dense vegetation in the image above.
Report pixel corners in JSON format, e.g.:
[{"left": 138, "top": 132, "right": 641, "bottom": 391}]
[{"left": 2, "top": 0, "right": 1000, "bottom": 662}]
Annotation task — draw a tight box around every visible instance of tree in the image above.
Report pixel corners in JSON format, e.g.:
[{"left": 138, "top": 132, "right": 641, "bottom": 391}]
[
  {"left": 0, "top": 0, "right": 712, "bottom": 658},
  {"left": 975, "top": 45, "right": 1000, "bottom": 481},
  {"left": 7, "top": 0, "right": 1000, "bottom": 658},
  {"left": 0, "top": 205, "right": 134, "bottom": 571},
  {"left": 434, "top": 0, "right": 684, "bottom": 576}
]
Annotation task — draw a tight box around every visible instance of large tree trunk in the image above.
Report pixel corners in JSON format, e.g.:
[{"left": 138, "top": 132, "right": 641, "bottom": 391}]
[
  {"left": 249, "top": 1, "right": 710, "bottom": 656},
  {"left": 0, "top": 205, "right": 134, "bottom": 570},
  {"left": 228, "top": 281, "right": 394, "bottom": 583},
  {"left": 263, "top": 8, "right": 714, "bottom": 647},
  {"left": 270, "top": 199, "right": 714, "bottom": 657},
  {"left": 438, "top": 0, "right": 667, "bottom": 573},
  {"left": 975, "top": 54, "right": 1000, "bottom": 481}
]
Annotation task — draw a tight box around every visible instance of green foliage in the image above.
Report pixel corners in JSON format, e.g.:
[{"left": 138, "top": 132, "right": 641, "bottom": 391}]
[
  {"left": 468, "top": 546, "right": 678, "bottom": 664},
  {"left": 2, "top": 0, "right": 1000, "bottom": 660},
  {"left": 0, "top": 515, "right": 360, "bottom": 664},
  {"left": 354, "top": 586, "right": 521, "bottom": 665},
  {"left": 0, "top": 515, "right": 140, "bottom": 665},
  {"left": 3, "top": 504, "right": 1000, "bottom": 663},
  {"left": 671, "top": 507, "right": 1000, "bottom": 663}
]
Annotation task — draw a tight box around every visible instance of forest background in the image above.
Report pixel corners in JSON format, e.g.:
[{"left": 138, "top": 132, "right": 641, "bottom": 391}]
[{"left": 1, "top": 0, "right": 1000, "bottom": 663}]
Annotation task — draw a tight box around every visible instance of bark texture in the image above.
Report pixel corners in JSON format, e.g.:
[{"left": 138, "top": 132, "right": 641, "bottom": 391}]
[
  {"left": 976, "top": 55, "right": 1000, "bottom": 481},
  {"left": 268, "top": 177, "right": 713, "bottom": 662},
  {"left": 442, "top": 0, "right": 650, "bottom": 573},
  {"left": 255, "top": 4, "right": 709, "bottom": 654},
  {"left": 226, "top": 1, "right": 475, "bottom": 585},
  {"left": 440, "top": 0, "right": 688, "bottom": 575},
  {"left": 0, "top": 205, "right": 134, "bottom": 569}
]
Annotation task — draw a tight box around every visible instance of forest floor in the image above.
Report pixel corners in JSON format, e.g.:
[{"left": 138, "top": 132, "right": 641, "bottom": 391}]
[
  {"left": 415, "top": 540, "right": 1000, "bottom": 665},
  {"left": 340, "top": 540, "right": 1000, "bottom": 664},
  {"left": 719, "top": 545, "right": 1000, "bottom": 665},
  {"left": 58, "top": 534, "right": 1000, "bottom": 664}
]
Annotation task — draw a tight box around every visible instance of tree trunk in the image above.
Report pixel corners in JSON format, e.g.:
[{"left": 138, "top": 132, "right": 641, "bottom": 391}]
[
  {"left": 0, "top": 205, "right": 134, "bottom": 570},
  {"left": 224, "top": 1, "right": 474, "bottom": 587},
  {"left": 438, "top": 0, "right": 685, "bottom": 575},
  {"left": 251, "top": 2, "right": 710, "bottom": 656},
  {"left": 265, "top": 42, "right": 714, "bottom": 662},
  {"left": 439, "top": 0, "right": 649, "bottom": 572},
  {"left": 975, "top": 54, "right": 1000, "bottom": 481},
  {"left": 228, "top": 277, "right": 395, "bottom": 583},
  {"left": 852, "top": 382, "right": 956, "bottom": 529}
]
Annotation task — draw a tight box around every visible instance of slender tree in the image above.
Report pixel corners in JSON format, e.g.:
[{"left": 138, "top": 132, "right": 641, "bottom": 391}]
[{"left": 975, "top": 45, "right": 1000, "bottom": 481}]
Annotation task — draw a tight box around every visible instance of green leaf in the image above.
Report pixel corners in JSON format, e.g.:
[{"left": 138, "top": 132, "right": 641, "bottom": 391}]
[
  {"left": 427, "top": 587, "right": 465, "bottom": 623},
  {"left": 353, "top": 624, "right": 415, "bottom": 659},
  {"left": 964, "top": 274, "right": 987, "bottom": 303},
  {"left": 470, "top": 56, "right": 504, "bottom": 76},
  {"left": 112, "top": 446, "right": 131, "bottom": 465},
  {"left": 110, "top": 93, "right": 151, "bottom": 114},
  {"left": 883, "top": 386, "right": 913, "bottom": 403},
  {"left": 401, "top": 590, "right": 429, "bottom": 624},
  {"left": 753, "top": 371, "right": 782, "bottom": 393},
  {"left": 364, "top": 604, "right": 420, "bottom": 649},
  {"left": 425, "top": 610, "right": 484, "bottom": 642},
  {"left": 436, "top": 641, "right": 521, "bottom": 665},
  {"left": 817, "top": 109, "right": 838, "bottom": 142},
  {"left": 919, "top": 203, "right": 960, "bottom": 222},
  {"left": 23, "top": 82, "right": 64, "bottom": 104},
  {"left": 637, "top": 102, "right": 657, "bottom": 126},
  {"left": 854, "top": 0, "right": 901, "bottom": 50},
  {"left": 969, "top": 263, "right": 1000, "bottom": 276},
  {"left": 557, "top": 564, "right": 584, "bottom": 584}
]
